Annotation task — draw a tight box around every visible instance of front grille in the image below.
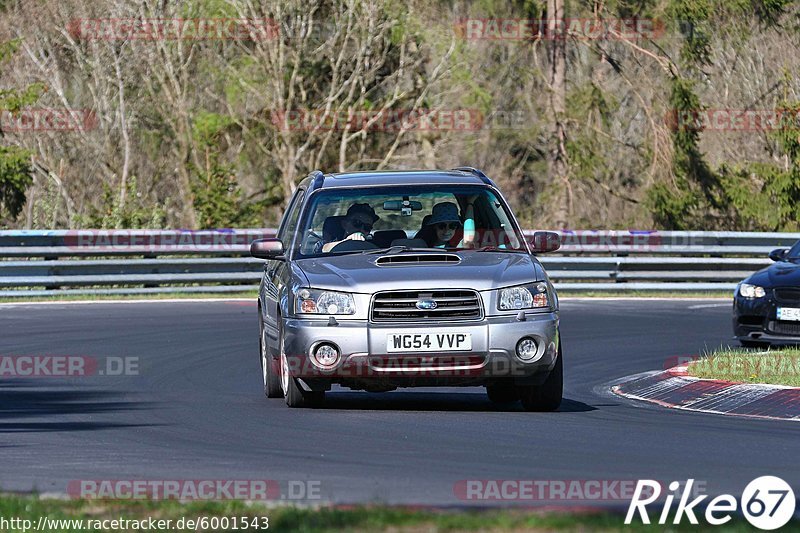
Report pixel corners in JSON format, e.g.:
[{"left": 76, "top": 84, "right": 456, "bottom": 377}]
[
  {"left": 768, "top": 321, "right": 800, "bottom": 336},
  {"left": 371, "top": 289, "right": 482, "bottom": 322},
  {"left": 774, "top": 287, "right": 800, "bottom": 304}
]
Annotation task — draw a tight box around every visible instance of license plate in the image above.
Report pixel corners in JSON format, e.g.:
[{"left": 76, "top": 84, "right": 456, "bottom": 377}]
[
  {"left": 777, "top": 307, "right": 800, "bottom": 322},
  {"left": 386, "top": 332, "right": 472, "bottom": 353}
]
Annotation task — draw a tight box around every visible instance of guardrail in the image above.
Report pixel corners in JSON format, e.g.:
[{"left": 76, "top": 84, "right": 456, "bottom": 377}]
[{"left": 0, "top": 229, "right": 797, "bottom": 297}]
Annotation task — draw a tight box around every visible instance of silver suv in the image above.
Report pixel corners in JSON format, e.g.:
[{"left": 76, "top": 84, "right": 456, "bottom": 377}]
[{"left": 252, "top": 168, "right": 562, "bottom": 410}]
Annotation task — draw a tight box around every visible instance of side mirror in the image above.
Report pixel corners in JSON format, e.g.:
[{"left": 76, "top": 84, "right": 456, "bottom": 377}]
[
  {"left": 530, "top": 231, "right": 561, "bottom": 253},
  {"left": 769, "top": 248, "right": 789, "bottom": 262},
  {"left": 250, "top": 238, "right": 285, "bottom": 260}
]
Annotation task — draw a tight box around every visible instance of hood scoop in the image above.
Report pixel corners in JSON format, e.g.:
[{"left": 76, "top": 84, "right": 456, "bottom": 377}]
[{"left": 375, "top": 253, "right": 461, "bottom": 266}]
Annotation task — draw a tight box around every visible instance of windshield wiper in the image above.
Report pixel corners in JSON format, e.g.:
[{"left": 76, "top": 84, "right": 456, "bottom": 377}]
[
  {"left": 361, "top": 245, "right": 415, "bottom": 255},
  {"left": 318, "top": 245, "right": 419, "bottom": 257},
  {"left": 362, "top": 245, "right": 451, "bottom": 255},
  {"left": 467, "top": 246, "right": 525, "bottom": 253}
]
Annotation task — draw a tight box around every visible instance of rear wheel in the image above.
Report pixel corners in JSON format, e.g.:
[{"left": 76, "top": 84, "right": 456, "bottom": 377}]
[
  {"left": 278, "top": 322, "right": 325, "bottom": 408},
  {"left": 518, "top": 344, "right": 563, "bottom": 412},
  {"left": 486, "top": 381, "right": 519, "bottom": 403},
  {"left": 259, "top": 315, "right": 282, "bottom": 398}
]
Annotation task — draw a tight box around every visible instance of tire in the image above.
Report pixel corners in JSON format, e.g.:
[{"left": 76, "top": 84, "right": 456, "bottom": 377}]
[
  {"left": 259, "top": 314, "right": 282, "bottom": 398},
  {"left": 278, "top": 322, "right": 325, "bottom": 408},
  {"left": 518, "top": 344, "right": 563, "bottom": 412},
  {"left": 486, "top": 381, "right": 519, "bottom": 403}
]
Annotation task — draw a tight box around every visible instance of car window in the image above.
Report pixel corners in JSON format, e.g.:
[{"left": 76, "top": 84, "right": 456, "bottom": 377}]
[
  {"left": 296, "top": 185, "right": 525, "bottom": 256},
  {"left": 277, "top": 189, "right": 305, "bottom": 245},
  {"left": 788, "top": 240, "right": 800, "bottom": 259},
  {"left": 302, "top": 191, "right": 457, "bottom": 248}
]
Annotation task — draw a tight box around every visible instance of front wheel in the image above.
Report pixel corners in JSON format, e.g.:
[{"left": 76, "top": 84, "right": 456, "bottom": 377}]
[
  {"left": 518, "top": 344, "right": 563, "bottom": 412},
  {"left": 279, "top": 328, "right": 324, "bottom": 408},
  {"left": 259, "top": 316, "right": 282, "bottom": 398}
]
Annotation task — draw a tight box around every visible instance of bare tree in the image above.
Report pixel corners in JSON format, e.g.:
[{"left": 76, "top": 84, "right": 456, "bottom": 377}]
[
  {"left": 227, "top": 0, "right": 457, "bottom": 205},
  {"left": 546, "top": 0, "right": 570, "bottom": 228}
]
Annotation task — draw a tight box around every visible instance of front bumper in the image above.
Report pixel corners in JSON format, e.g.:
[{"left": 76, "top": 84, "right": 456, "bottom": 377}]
[
  {"left": 733, "top": 295, "right": 800, "bottom": 345},
  {"left": 281, "top": 312, "right": 559, "bottom": 388}
]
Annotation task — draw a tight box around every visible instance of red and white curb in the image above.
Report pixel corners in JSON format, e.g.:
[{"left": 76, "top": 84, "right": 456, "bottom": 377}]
[{"left": 611, "top": 365, "right": 800, "bottom": 421}]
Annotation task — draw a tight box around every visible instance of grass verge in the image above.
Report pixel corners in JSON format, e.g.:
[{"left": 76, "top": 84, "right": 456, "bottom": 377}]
[
  {"left": 0, "top": 495, "right": 770, "bottom": 532},
  {"left": 688, "top": 347, "right": 800, "bottom": 386}
]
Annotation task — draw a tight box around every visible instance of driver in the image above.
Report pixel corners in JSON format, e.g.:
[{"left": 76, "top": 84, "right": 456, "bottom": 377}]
[{"left": 321, "top": 203, "right": 380, "bottom": 252}]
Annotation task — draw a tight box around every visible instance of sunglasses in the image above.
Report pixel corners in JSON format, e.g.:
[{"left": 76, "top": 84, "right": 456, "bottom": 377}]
[
  {"left": 436, "top": 222, "right": 460, "bottom": 231},
  {"left": 348, "top": 218, "right": 373, "bottom": 231}
]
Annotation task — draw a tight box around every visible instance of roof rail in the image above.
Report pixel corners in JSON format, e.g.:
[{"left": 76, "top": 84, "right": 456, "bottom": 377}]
[
  {"left": 451, "top": 166, "right": 496, "bottom": 187},
  {"left": 308, "top": 170, "right": 325, "bottom": 191}
]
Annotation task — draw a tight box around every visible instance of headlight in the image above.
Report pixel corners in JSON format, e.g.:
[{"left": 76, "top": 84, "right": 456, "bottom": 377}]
[
  {"left": 295, "top": 288, "right": 356, "bottom": 315},
  {"left": 739, "top": 283, "right": 766, "bottom": 299},
  {"left": 499, "top": 282, "right": 549, "bottom": 310}
]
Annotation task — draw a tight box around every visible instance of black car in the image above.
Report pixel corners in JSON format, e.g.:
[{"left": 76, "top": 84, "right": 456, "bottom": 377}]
[{"left": 733, "top": 240, "right": 800, "bottom": 347}]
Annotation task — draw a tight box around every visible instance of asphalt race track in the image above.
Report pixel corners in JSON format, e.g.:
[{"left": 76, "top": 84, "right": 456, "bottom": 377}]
[{"left": 1, "top": 298, "right": 798, "bottom": 506}]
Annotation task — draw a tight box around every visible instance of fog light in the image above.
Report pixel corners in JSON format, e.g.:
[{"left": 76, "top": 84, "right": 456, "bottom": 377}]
[
  {"left": 516, "top": 338, "right": 538, "bottom": 361},
  {"left": 312, "top": 343, "right": 340, "bottom": 368}
]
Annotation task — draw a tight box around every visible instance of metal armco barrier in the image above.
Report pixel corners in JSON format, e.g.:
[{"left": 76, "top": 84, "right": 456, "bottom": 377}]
[{"left": 0, "top": 229, "right": 797, "bottom": 297}]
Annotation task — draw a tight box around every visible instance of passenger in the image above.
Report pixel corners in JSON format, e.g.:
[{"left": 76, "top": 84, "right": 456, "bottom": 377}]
[
  {"left": 416, "top": 202, "right": 466, "bottom": 248},
  {"left": 321, "top": 203, "right": 379, "bottom": 252},
  {"left": 416, "top": 199, "right": 479, "bottom": 248}
]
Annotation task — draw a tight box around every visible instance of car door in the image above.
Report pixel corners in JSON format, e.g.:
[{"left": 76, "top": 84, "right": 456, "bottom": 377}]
[{"left": 262, "top": 188, "right": 305, "bottom": 352}]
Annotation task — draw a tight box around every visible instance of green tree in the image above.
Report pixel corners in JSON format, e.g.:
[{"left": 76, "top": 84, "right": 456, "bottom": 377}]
[
  {"left": 0, "top": 39, "right": 44, "bottom": 221},
  {"left": 190, "top": 112, "right": 265, "bottom": 228},
  {"left": 714, "top": 101, "right": 800, "bottom": 231},
  {"left": 648, "top": 0, "right": 796, "bottom": 230}
]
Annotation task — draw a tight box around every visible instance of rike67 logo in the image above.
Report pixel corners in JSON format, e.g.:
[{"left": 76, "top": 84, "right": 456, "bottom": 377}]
[{"left": 626, "top": 476, "right": 795, "bottom": 530}]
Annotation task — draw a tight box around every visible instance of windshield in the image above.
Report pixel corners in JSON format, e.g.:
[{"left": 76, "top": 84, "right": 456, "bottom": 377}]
[
  {"left": 788, "top": 240, "right": 800, "bottom": 259},
  {"left": 295, "top": 185, "right": 526, "bottom": 257}
]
